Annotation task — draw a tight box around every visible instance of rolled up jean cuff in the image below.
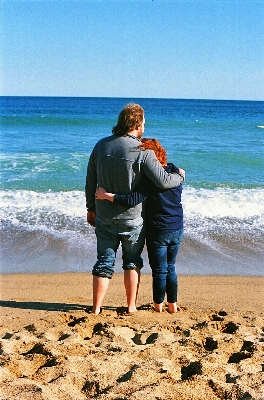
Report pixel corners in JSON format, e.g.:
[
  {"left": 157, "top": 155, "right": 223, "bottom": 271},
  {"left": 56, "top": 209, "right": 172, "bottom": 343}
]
[
  {"left": 122, "top": 259, "right": 144, "bottom": 271},
  {"left": 92, "top": 268, "right": 113, "bottom": 279}
]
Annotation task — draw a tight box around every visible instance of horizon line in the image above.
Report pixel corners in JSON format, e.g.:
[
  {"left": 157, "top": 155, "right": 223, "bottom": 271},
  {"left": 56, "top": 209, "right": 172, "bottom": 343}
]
[{"left": 1, "top": 95, "right": 263, "bottom": 102}]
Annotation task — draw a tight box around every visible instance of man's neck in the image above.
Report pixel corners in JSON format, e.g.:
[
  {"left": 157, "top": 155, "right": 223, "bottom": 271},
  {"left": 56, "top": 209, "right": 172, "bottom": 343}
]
[{"left": 128, "top": 128, "right": 140, "bottom": 137}]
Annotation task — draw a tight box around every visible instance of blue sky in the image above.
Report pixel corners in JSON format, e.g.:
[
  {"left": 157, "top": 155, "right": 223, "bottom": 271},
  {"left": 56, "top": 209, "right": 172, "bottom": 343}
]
[{"left": 1, "top": 0, "right": 263, "bottom": 100}]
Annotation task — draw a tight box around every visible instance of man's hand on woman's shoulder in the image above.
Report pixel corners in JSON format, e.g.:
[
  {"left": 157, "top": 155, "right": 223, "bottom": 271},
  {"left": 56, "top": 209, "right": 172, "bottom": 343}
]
[{"left": 178, "top": 168, "right": 185, "bottom": 181}]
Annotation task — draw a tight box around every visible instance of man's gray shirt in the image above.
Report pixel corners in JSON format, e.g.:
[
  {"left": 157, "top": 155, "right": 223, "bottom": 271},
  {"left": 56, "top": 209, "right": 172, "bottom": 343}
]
[{"left": 85, "top": 134, "right": 183, "bottom": 222}]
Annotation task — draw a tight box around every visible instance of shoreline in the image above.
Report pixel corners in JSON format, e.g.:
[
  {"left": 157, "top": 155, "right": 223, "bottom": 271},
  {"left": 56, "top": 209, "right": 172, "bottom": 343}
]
[
  {"left": 1, "top": 273, "right": 263, "bottom": 313},
  {"left": 2, "top": 227, "right": 264, "bottom": 277},
  {"left": 1, "top": 273, "right": 263, "bottom": 399}
]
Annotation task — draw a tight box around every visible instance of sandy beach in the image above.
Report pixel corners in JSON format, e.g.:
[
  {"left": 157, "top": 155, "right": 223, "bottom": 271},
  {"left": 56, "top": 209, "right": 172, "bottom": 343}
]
[{"left": 0, "top": 273, "right": 263, "bottom": 399}]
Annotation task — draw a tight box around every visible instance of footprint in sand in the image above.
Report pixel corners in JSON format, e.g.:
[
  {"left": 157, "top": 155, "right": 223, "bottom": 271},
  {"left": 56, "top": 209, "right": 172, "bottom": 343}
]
[{"left": 228, "top": 340, "right": 255, "bottom": 364}]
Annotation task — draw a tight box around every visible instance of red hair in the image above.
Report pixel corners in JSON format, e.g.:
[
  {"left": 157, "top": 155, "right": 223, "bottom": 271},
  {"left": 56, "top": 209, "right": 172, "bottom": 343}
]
[{"left": 140, "top": 138, "right": 167, "bottom": 167}]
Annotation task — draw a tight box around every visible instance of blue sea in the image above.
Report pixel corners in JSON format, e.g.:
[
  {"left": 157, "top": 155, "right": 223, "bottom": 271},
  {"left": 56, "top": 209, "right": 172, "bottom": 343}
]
[{"left": 1, "top": 97, "right": 263, "bottom": 276}]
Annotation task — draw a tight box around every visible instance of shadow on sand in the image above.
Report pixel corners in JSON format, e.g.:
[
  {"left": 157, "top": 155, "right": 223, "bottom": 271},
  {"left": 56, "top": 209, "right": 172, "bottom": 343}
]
[
  {"left": 0, "top": 300, "right": 135, "bottom": 314},
  {"left": 0, "top": 300, "right": 92, "bottom": 313}
]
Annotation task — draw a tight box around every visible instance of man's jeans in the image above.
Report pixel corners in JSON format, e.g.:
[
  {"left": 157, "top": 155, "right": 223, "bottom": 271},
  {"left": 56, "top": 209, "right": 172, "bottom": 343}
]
[
  {"left": 92, "top": 216, "right": 145, "bottom": 279},
  {"left": 146, "top": 229, "right": 183, "bottom": 304}
]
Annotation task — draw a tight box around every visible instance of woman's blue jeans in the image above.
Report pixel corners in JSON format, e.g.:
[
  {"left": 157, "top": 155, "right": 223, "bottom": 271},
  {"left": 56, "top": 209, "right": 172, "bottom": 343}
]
[{"left": 146, "top": 229, "right": 183, "bottom": 304}]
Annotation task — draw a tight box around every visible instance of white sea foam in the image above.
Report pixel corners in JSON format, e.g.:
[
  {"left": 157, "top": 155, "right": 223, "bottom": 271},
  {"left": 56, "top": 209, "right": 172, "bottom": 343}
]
[
  {"left": 182, "top": 186, "right": 264, "bottom": 219},
  {"left": 1, "top": 187, "right": 264, "bottom": 222},
  {"left": 1, "top": 189, "right": 263, "bottom": 276}
]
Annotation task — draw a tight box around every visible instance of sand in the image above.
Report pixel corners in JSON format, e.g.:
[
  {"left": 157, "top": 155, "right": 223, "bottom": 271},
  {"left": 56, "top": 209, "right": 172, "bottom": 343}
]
[{"left": 0, "top": 273, "right": 263, "bottom": 400}]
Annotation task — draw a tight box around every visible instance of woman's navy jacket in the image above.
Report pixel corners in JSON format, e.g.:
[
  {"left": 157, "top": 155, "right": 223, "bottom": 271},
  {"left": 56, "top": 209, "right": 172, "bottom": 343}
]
[{"left": 114, "top": 163, "right": 183, "bottom": 233}]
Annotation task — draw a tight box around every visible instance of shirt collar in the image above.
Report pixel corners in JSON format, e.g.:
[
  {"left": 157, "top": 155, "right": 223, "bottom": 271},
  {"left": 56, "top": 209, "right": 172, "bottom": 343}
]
[{"left": 126, "top": 133, "right": 141, "bottom": 142}]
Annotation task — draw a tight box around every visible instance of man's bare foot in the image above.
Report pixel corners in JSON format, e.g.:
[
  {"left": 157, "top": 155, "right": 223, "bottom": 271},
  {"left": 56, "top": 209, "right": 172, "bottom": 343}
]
[
  {"left": 154, "top": 302, "right": 163, "bottom": 313},
  {"left": 168, "top": 302, "right": 177, "bottom": 313},
  {"left": 127, "top": 307, "right": 137, "bottom": 313},
  {"left": 92, "top": 307, "right": 101, "bottom": 315}
]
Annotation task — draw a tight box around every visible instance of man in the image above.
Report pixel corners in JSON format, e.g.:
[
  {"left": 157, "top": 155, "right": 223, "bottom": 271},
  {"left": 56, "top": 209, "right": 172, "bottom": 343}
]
[{"left": 85, "top": 103, "right": 184, "bottom": 314}]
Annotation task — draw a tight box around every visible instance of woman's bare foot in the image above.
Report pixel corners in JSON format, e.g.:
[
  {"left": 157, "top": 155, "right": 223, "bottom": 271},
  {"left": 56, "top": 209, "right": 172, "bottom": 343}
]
[
  {"left": 154, "top": 302, "right": 163, "bottom": 313},
  {"left": 168, "top": 302, "right": 177, "bottom": 313}
]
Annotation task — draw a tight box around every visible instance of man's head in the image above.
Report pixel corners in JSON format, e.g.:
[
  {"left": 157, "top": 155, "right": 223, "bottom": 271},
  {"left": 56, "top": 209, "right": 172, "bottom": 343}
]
[
  {"left": 112, "top": 103, "right": 145, "bottom": 137},
  {"left": 140, "top": 138, "right": 167, "bottom": 167}
]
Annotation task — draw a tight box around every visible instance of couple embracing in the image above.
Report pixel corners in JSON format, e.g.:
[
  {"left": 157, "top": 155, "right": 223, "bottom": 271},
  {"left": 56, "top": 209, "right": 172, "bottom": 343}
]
[{"left": 85, "top": 104, "right": 185, "bottom": 315}]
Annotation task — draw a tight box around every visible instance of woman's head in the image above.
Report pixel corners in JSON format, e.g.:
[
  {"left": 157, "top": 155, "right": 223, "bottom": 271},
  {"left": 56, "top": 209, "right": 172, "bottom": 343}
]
[
  {"left": 112, "top": 103, "right": 145, "bottom": 137},
  {"left": 140, "top": 138, "right": 167, "bottom": 167}
]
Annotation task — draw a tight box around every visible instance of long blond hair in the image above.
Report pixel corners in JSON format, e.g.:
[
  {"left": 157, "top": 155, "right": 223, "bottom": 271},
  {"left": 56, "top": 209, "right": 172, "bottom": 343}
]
[{"left": 112, "top": 103, "right": 144, "bottom": 137}]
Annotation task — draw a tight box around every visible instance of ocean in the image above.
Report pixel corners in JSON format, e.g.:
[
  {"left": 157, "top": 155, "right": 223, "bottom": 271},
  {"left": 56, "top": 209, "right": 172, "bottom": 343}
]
[{"left": 1, "top": 96, "right": 263, "bottom": 276}]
